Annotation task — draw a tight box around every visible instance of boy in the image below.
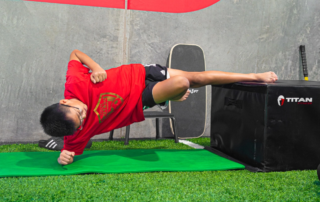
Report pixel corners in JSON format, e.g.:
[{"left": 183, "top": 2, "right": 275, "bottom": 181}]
[{"left": 40, "top": 49, "right": 278, "bottom": 165}]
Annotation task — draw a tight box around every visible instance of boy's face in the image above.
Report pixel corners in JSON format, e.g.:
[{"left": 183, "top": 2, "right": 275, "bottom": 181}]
[{"left": 59, "top": 99, "right": 88, "bottom": 129}]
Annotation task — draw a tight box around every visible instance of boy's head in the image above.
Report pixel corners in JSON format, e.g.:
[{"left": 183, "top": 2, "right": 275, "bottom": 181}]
[
  {"left": 40, "top": 99, "right": 88, "bottom": 137},
  {"left": 40, "top": 103, "right": 76, "bottom": 137}
]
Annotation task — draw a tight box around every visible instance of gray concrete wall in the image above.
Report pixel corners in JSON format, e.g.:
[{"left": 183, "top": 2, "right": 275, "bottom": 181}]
[{"left": 1, "top": 0, "right": 320, "bottom": 143}]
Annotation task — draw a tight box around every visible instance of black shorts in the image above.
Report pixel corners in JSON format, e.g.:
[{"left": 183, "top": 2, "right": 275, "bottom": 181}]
[{"left": 142, "top": 64, "right": 169, "bottom": 109}]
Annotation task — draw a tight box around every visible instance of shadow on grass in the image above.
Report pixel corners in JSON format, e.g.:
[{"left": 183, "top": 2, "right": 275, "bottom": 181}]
[{"left": 313, "top": 181, "right": 320, "bottom": 197}]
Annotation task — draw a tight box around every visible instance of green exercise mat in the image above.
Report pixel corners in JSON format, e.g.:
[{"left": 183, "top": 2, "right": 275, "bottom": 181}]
[{"left": 0, "top": 149, "right": 245, "bottom": 177}]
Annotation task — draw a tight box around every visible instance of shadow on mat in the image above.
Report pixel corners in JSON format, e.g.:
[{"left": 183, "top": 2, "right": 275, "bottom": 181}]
[
  {"left": 15, "top": 150, "right": 188, "bottom": 169},
  {"left": 73, "top": 150, "right": 161, "bottom": 162},
  {"left": 16, "top": 152, "right": 66, "bottom": 171}
]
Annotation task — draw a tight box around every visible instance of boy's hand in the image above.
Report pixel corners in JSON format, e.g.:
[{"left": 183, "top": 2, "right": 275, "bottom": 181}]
[
  {"left": 69, "top": 50, "right": 107, "bottom": 83},
  {"left": 90, "top": 67, "right": 107, "bottom": 84},
  {"left": 58, "top": 150, "right": 75, "bottom": 165}
]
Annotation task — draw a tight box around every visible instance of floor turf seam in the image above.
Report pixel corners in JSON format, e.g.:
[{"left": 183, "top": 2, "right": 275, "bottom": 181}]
[{"left": 179, "top": 140, "right": 204, "bottom": 149}]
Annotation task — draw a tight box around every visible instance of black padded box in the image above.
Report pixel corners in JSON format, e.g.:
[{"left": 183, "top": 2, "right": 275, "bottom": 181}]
[{"left": 210, "top": 80, "right": 320, "bottom": 171}]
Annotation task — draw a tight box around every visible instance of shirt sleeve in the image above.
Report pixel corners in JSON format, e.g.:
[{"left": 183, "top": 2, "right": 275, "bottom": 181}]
[
  {"left": 64, "top": 60, "right": 90, "bottom": 99},
  {"left": 67, "top": 60, "right": 90, "bottom": 75},
  {"left": 62, "top": 132, "right": 90, "bottom": 155},
  {"left": 66, "top": 60, "right": 90, "bottom": 83}
]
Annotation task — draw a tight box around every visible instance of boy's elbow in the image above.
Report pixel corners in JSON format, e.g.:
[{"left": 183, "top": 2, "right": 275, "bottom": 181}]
[
  {"left": 69, "top": 50, "right": 81, "bottom": 62},
  {"left": 71, "top": 49, "right": 79, "bottom": 54}
]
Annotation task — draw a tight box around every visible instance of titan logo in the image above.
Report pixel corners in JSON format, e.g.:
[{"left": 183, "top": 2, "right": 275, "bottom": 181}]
[{"left": 277, "top": 95, "right": 312, "bottom": 106}]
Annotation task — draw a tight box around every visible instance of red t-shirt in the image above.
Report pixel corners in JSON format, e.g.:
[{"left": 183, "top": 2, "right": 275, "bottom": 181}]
[{"left": 62, "top": 60, "right": 146, "bottom": 155}]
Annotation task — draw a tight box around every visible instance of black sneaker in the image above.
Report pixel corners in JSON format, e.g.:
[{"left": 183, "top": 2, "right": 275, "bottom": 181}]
[{"left": 38, "top": 137, "right": 92, "bottom": 151}]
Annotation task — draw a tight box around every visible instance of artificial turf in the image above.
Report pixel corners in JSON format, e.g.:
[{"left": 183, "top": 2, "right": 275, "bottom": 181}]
[{"left": 0, "top": 138, "right": 319, "bottom": 201}]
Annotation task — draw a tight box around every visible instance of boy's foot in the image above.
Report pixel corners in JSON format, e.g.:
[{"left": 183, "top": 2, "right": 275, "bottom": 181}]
[
  {"left": 172, "top": 89, "right": 191, "bottom": 102},
  {"left": 255, "top": 72, "right": 278, "bottom": 83}
]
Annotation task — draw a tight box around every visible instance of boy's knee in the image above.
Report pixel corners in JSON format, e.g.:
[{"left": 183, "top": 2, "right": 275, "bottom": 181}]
[
  {"left": 190, "top": 74, "right": 205, "bottom": 87},
  {"left": 174, "top": 76, "right": 190, "bottom": 91}
]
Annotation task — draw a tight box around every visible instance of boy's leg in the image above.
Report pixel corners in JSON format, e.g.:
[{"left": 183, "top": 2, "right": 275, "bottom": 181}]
[
  {"left": 167, "top": 69, "right": 278, "bottom": 87},
  {"left": 152, "top": 76, "right": 190, "bottom": 104},
  {"left": 152, "top": 69, "right": 278, "bottom": 104}
]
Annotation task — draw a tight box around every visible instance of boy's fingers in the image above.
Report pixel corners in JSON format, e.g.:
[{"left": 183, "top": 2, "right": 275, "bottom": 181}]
[
  {"left": 61, "top": 155, "right": 69, "bottom": 161},
  {"left": 61, "top": 156, "right": 72, "bottom": 163},
  {"left": 97, "top": 73, "right": 106, "bottom": 82},
  {"left": 62, "top": 159, "right": 69, "bottom": 165},
  {"left": 90, "top": 72, "right": 108, "bottom": 83},
  {"left": 90, "top": 75, "right": 96, "bottom": 83},
  {"left": 60, "top": 157, "right": 68, "bottom": 163},
  {"left": 64, "top": 151, "right": 74, "bottom": 157},
  {"left": 101, "top": 73, "right": 105, "bottom": 81},
  {"left": 61, "top": 157, "right": 69, "bottom": 162},
  {"left": 68, "top": 152, "right": 75, "bottom": 157},
  {"left": 59, "top": 150, "right": 75, "bottom": 165},
  {"left": 94, "top": 75, "right": 100, "bottom": 82}
]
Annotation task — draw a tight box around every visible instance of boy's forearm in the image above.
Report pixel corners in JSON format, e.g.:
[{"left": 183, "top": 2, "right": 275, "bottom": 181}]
[{"left": 73, "top": 50, "right": 102, "bottom": 72}]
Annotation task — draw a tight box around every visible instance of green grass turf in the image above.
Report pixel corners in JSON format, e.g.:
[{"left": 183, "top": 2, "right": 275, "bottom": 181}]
[
  {"left": 1, "top": 138, "right": 319, "bottom": 201},
  {"left": 187, "top": 137, "right": 211, "bottom": 147}
]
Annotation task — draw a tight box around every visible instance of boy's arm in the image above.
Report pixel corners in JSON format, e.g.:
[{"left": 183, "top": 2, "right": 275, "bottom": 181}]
[
  {"left": 58, "top": 150, "right": 75, "bottom": 165},
  {"left": 69, "top": 49, "right": 107, "bottom": 84}
]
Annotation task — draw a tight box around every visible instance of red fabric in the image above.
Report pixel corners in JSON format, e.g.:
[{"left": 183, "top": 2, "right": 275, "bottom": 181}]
[
  {"left": 25, "top": 0, "right": 125, "bottom": 9},
  {"left": 62, "top": 60, "right": 146, "bottom": 155},
  {"left": 24, "top": 0, "right": 219, "bottom": 13},
  {"left": 128, "top": 0, "right": 220, "bottom": 13}
]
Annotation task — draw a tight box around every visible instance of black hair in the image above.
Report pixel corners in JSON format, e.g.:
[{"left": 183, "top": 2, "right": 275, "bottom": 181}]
[{"left": 40, "top": 103, "right": 76, "bottom": 137}]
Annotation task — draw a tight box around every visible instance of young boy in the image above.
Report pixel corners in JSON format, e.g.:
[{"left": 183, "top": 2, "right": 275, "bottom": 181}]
[{"left": 40, "top": 49, "right": 278, "bottom": 165}]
